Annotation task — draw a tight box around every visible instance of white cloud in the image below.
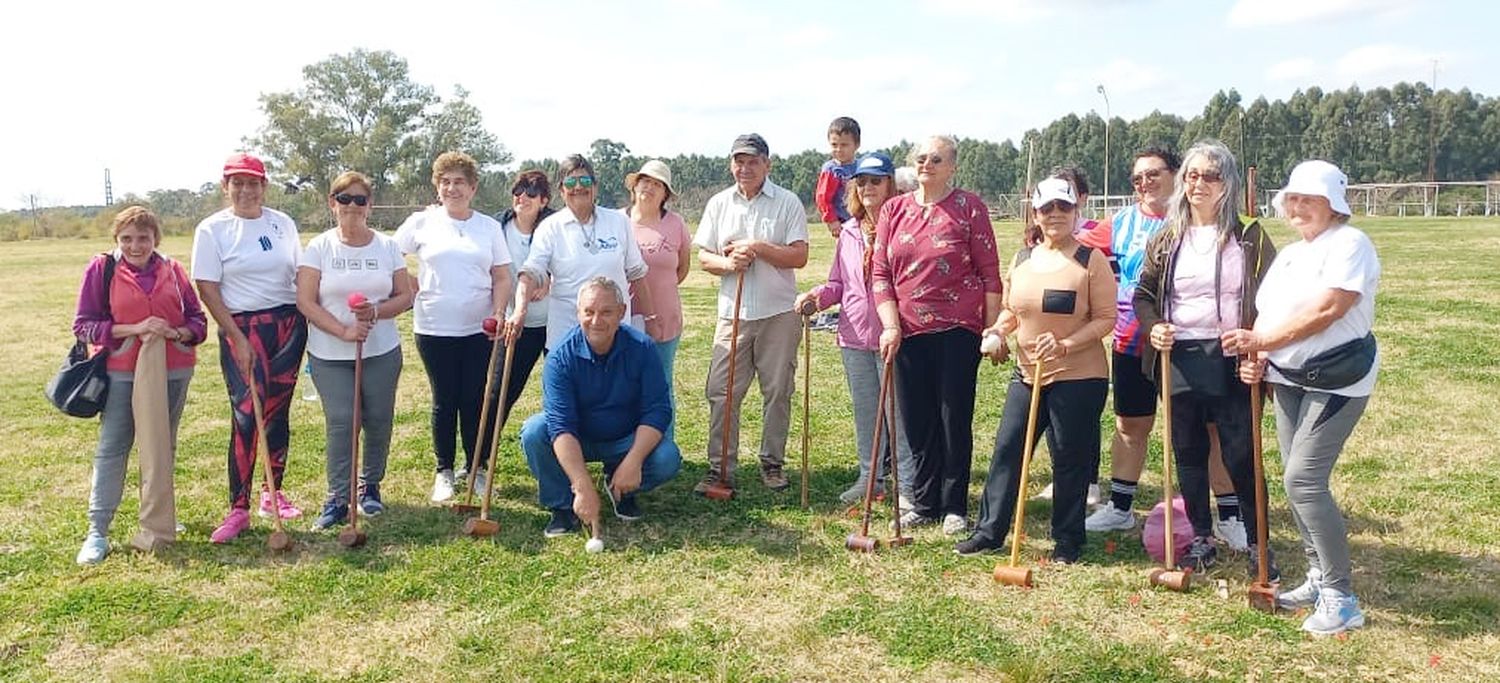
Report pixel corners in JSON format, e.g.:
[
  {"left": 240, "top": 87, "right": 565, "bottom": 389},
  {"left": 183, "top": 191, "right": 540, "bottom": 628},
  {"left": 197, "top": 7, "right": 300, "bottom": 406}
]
[
  {"left": 1335, "top": 44, "right": 1446, "bottom": 84},
  {"left": 1266, "top": 58, "right": 1317, "bottom": 82},
  {"left": 1056, "top": 59, "right": 1168, "bottom": 103},
  {"left": 1227, "top": 0, "right": 1413, "bottom": 28},
  {"left": 921, "top": 0, "right": 1118, "bottom": 23},
  {"left": 780, "top": 25, "right": 834, "bottom": 51}
]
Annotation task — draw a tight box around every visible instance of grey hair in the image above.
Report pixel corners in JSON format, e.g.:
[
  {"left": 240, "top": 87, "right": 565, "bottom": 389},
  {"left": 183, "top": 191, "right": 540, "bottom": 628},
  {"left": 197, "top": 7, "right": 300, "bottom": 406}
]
[
  {"left": 1166, "top": 139, "right": 1242, "bottom": 244},
  {"left": 578, "top": 275, "right": 625, "bottom": 309},
  {"left": 909, "top": 134, "right": 960, "bottom": 166}
]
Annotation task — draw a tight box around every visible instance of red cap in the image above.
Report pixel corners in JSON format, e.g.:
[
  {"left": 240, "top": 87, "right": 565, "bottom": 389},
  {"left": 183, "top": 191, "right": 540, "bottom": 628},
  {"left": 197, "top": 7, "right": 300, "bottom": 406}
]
[
  {"left": 347, "top": 292, "right": 368, "bottom": 308},
  {"left": 223, "top": 153, "right": 267, "bottom": 180}
]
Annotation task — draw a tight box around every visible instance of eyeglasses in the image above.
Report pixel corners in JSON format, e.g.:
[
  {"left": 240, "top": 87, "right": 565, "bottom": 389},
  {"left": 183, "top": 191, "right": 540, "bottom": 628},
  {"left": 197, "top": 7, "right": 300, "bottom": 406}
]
[
  {"left": 1185, "top": 170, "right": 1224, "bottom": 185},
  {"left": 1130, "top": 167, "right": 1169, "bottom": 186},
  {"left": 1036, "top": 200, "right": 1075, "bottom": 215},
  {"left": 854, "top": 176, "right": 887, "bottom": 187},
  {"left": 561, "top": 175, "right": 596, "bottom": 189},
  {"left": 512, "top": 185, "right": 544, "bottom": 198},
  {"left": 914, "top": 154, "right": 945, "bottom": 166},
  {"left": 333, "top": 193, "right": 369, "bottom": 207}
]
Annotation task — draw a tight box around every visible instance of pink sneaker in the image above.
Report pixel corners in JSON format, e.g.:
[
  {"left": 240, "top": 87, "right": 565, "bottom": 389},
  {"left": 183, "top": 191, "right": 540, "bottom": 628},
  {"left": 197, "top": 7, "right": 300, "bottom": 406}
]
[
  {"left": 258, "top": 490, "right": 303, "bottom": 520},
  {"left": 210, "top": 509, "right": 251, "bottom": 544}
]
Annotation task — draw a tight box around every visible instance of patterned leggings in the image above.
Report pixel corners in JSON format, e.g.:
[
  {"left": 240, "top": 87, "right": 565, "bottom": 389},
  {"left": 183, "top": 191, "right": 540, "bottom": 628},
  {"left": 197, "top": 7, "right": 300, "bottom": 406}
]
[{"left": 219, "top": 305, "right": 307, "bottom": 510}]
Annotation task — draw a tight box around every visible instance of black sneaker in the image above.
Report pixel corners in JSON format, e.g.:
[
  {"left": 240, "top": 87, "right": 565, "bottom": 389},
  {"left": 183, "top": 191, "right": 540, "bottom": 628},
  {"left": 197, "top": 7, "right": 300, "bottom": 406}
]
[
  {"left": 1248, "top": 544, "right": 1281, "bottom": 583},
  {"left": 612, "top": 494, "right": 643, "bottom": 522},
  {"left": 358, "top": 483, "right": 384, "bottom": 517},
  {"left": 311, "top": 499, "right": 348, "bottom": 531},
  {"left": 1178, "top": 535, "right": 1218, "bottom": 571},
  {"left": 1051, "top": 542, "right": 1083, "bottom": 565},
  {"left": 544, "top": 509, "right": 580, "bottom": 538},
  {"left": 953, "top": 534, "right": 1004, "bottom": 557}
]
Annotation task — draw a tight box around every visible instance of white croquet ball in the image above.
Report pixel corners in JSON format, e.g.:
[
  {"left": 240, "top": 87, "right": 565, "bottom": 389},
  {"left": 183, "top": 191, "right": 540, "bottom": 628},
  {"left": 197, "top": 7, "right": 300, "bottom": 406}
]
[
  {"left": 980, "top": 334, "right": 1002, "bottom": 354},
  {"left": 585, "top": 538, "right": 605, "bottom": 554}
]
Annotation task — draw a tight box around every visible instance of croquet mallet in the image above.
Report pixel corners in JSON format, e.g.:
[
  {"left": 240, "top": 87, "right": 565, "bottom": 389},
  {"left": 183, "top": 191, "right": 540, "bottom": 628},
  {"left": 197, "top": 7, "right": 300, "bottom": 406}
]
[{"left": 994, "top": 359, "right": 1046, "bottom": 587}]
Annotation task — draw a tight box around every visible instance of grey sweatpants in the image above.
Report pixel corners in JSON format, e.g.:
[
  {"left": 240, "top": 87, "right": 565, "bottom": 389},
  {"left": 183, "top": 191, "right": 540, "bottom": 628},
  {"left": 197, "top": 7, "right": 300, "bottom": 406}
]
[
  {"left": 88, "top": 375, "right": 191, "bottom": 537},
  {"left": 309, "top": 347, "right": 402, "bottom": 502},
  {"left": 841, "top": 347, "right": 915, "bottom": 494},
  {"left": 1273, "top": 384, "right": 1370, "bottom": 594}
]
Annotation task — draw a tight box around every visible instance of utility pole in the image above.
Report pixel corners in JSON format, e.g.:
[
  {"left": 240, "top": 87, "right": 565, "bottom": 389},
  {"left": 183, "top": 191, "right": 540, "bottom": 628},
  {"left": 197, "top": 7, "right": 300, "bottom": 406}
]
[
  {"left": 1427, "top": 59, "right": 1438, "bottom": 182},
  {"left": 104, "top": 168, "right": 113, "bottom": 206},
  {"left": 29, "top": 194, "right": 40, "bottom": 238},
  {"left": 1097, "top": 84, "right": 1111, "bottom": 202}
]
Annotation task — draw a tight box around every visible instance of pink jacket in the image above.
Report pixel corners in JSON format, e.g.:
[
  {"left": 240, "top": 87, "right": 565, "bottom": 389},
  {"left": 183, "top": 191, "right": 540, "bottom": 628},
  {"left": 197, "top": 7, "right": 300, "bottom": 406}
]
[{"left": 809, "top": 219, "right": 880, "bottom": 351}]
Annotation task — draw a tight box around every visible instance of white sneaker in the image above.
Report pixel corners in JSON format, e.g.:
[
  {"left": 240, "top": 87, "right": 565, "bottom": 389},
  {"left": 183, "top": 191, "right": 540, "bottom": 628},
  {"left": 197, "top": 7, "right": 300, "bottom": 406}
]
[
  {"left": 891, "top": 509, "right": 938, "bottom": 531},
  {"left": 76, "top": 533, "right": 110, "bottom": 566},
  {"left": 431, "top": 469, "right": 456, "bottom": 503},
  {"left": 1086, "top": 483, "right": 1102, "bottom": 507},
  {"left": 472, "top": 470, "right": 488, "bottom": 497},
  {"left": 1302, "top": 587, "right": 1365, "bottom": 635},
  {"left": 1033, "top": 482, "right": 1055, "bottom": 500},
  {"left": 1279, "top": 569, "right": 1323, "bottom": 610},
  {"left": 1084, "top": 504, "right": 1136, "bottom": 532},
  {"left": 1214, "top": 516, "right": 1250, "bottom": 552},
  {"left": 942, "top": 514, "right": 969, "bottom": 535}
]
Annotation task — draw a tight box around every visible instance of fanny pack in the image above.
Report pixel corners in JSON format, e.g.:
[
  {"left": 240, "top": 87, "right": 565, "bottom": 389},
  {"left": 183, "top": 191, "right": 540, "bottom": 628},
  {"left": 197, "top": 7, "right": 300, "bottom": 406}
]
[{"left": 1271, "top": 333, "right": 1376, "bottom": 390}]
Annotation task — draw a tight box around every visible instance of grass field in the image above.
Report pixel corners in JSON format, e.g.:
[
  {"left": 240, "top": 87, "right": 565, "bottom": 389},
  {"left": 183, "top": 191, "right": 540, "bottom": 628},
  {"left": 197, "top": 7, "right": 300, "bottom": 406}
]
[{"left": 2, "top": 216, "right": 1498, "bottom": 682}]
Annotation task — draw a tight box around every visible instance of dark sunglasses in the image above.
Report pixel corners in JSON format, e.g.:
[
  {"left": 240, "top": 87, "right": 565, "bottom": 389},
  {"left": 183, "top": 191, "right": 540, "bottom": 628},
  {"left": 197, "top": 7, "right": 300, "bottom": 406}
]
[
  {"left": 854, "top": 176, "right": 888, "bottom": 187},
  {"left": 1037, "top": 200, "right": 1075, "bottom": 215},
  {"left": 1185, "top": 170, "right": 1224, "bottom": 185},
  {"left": 333, "top": 193, "right": 369, "bottom": 207},
  {"left": 1130, "top": 167, "right": 1169, "bottom": 186},
  {"left": 561, "top": 175, "right": 595, "bottom": 189},
  {"left": 914, "top": 154, "right": 945, "bottom": 166},
  {"left": 512, "top": 185, "right": 545, "bottom": 198}
]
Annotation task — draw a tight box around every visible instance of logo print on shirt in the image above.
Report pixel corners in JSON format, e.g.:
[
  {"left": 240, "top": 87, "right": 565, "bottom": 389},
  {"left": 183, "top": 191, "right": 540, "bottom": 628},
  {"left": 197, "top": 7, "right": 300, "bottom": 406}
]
[
  {"left": 258, "top": 235, "right": 273, "bottom": 251},
  {"left": 332, "top": 257, "right": 346, "bottom": 270},
  {"left": 597, "top": 236, "right": 619, "bottom": 251}
]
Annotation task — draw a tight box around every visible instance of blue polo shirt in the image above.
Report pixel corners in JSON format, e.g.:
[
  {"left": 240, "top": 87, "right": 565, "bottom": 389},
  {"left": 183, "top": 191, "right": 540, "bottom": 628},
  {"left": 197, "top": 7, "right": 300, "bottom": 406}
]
[{"left": 542, "top": 323, "right": 672, "bottom": 443}]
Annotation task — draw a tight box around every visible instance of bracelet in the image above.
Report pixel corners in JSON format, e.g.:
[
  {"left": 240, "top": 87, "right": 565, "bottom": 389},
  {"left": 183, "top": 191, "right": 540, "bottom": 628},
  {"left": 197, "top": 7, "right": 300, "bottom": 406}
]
[{"left": 882, "top": 325, "right": 900, "bottom": 332}]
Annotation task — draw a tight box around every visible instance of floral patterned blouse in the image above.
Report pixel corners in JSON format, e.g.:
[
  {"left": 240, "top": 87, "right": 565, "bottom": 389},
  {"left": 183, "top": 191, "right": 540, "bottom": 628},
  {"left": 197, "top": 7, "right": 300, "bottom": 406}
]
[{"left": 871, "top": 189, "right": 1002, "bottom": 336}]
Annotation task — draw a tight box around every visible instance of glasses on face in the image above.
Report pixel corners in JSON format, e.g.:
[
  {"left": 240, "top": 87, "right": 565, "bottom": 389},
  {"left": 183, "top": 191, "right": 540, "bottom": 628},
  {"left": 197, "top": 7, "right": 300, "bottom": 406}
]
[
  {"left": 562, "top": 175, "right": 596, "bottom": 189},
  {"left": 914, "top": 154, "right": 945, "bottom": 166},
  {"left": 512, "top": 185, "right": 544, "bottom": 198},
  {"left": 1185, "top": 169, "right": 1224, "bottom": 185},
  {"left": 854, "top": 176, "right": 887, "bottom": 187},
  {"left": 1036, "top": 200, "right": 1075, "bottom": 215},
  {"left": 333, "top": 193, "right": 369, "bottom": 207},
  {"left": 1130, "top": 167, "right": 1169, "bottom": 186}
]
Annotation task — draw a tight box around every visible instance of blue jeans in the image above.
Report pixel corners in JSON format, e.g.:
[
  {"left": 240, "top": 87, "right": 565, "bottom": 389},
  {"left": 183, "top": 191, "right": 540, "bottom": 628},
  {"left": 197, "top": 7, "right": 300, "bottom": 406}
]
[
  {"left": 520, "top": 413, "right": 682, "bottom": 510},
  {"left": 656, "top": 335, "right": 681, "bottom": 439}
]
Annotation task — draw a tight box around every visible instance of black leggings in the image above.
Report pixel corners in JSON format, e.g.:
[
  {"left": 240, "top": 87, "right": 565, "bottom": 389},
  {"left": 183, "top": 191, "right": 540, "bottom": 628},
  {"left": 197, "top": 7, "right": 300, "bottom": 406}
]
[
  {"left": 974, "top": 377, "right": 1108, "bottom": 551},
  {"left": 484, "top": 325, "right": 548, "bottom": 447},
  {"left": 895, "top": 328, "right": 981, "bottom": 518},
  {"left": 415, "top": 332, "right": 491, "bottom": 472},
  {"left": 1171, "top": 382, "right": 1261, "bottom": 542}
]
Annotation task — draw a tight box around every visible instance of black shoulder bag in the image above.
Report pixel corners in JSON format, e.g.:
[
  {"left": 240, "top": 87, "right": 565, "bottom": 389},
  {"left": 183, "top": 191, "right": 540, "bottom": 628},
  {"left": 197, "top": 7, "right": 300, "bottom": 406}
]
[{"left": 45, "top": 255, "right": 116, "bottom": 417}]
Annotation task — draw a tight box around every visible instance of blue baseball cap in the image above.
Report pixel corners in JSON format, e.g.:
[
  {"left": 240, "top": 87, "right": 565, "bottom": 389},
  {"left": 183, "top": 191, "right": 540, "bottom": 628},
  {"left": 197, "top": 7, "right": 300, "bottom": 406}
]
[{"left": 852, "top": 152, "right": 894, "bottom": 178}]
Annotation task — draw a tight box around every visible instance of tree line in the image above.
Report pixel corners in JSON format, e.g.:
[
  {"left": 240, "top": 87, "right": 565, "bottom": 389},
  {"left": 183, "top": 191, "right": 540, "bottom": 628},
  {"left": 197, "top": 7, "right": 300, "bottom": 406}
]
[{"left": 7, "top": 48, "right": 1499, "bottom": 240}]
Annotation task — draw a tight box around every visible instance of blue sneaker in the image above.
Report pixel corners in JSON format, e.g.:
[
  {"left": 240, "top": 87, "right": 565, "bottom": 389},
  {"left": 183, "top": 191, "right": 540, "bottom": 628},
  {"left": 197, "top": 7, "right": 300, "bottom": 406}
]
[
  {"left": 1301, "top": 587, "right": 1365, "bottom": 635},
  {"left": 76, "top": 533, "right": 110, "bottom": 566},
  {"left": 312, "top": 499, "right": 349, "bottom": 531},
  {"left": 359, "top": 484, "right": 384, "bottom": 517}
]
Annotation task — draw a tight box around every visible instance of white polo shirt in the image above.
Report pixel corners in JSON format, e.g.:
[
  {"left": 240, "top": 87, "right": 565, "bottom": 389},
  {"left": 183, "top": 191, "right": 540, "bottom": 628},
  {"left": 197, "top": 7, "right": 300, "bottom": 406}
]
[
  {"left": 190, "top": 207, "right": 300, "bottom": 313},
  {"left": 520, "top": 205, "right": 647, "bottom": 349},
  {"left": 693, "top": 179, "right": 809, "bottom": 321},
  {"left": 1256, "top": 223, "right": 1381, "bottom": 397},
  {"left": 395, "top": 207, "right": 512, "bottom": 337}
]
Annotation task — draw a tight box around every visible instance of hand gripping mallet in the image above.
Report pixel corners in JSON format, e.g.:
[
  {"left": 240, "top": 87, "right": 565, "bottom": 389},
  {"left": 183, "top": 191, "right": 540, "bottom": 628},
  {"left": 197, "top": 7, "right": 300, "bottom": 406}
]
[
  {"left": 845, "top": 358, "right": 895, "bottom": 553},
  {"left": 993, "top": 359, "right": 1046, "bottom": 587},
  {"left": 800, "top": 311, "right": 812, "bottom": 510},
  {"left": 463, "top": 340, "right": 517, "bottom": 537},
  {"left": 703, "top": 271, "right": 747, "bottom": 501},
  {"left": 1242, "top": 164, "right": 1279, "bottom": 612},
  {"left": 883, "top": 361, "right": 912, "bottom": 548},
  {"left": 1147, "top": 348, "right": 1191, "bottom": 592},
  {"left": 248, "top": 371, "right": 292, "bottom": 552},
  {"left": 453, "top": 316, "right": 505, "bottom": 515},
  {"left": 338, "top": 293, "right": 370, "bottom": 548}
]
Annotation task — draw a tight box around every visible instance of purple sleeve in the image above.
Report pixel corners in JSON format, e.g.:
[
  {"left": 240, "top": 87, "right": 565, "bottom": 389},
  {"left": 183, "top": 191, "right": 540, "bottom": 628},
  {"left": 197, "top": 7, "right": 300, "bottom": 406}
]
[
  {"left": 174, "top": 260, "right": 209, "bottom": 345},
  {"left": 72, "top": 255, "right": 116, "bottom": 348}
]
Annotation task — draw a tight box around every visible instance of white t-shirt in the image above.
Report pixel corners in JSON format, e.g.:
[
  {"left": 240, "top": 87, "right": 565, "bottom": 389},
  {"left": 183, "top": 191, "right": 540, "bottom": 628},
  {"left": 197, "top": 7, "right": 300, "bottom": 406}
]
[
  {"left": 299, "top": 229, "right": 405, "bottom": 361},
  {"left": 520, "top": 205, "right": 647, "bottom": 349},
  {"left": 1255, "top": 223, "right": 1381, "bottom": 397},
  {"left": 394, "top": 207, "right": 512, "bottom": 337},
  {"left": 502, "top": 217, "right": 549, "bottom": 329},
  {"left": 693, "top": 179, "right": 809, "bottom": 321},
  {"left": 190, "top": 207, "right": 300, "bottom": 313}
]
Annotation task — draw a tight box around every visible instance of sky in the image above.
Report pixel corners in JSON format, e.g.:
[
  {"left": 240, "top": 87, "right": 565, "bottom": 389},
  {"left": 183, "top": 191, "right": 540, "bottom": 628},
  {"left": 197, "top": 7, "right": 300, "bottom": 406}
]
[{"left": 1, "top": 0, "right": 1490, "bottom": 210}]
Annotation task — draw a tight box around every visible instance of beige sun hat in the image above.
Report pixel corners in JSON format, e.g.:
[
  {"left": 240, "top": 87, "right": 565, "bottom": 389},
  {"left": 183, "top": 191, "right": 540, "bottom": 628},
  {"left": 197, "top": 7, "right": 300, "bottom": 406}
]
[{"left": 625, "top": 159, "right": 675, "bottom": 198}]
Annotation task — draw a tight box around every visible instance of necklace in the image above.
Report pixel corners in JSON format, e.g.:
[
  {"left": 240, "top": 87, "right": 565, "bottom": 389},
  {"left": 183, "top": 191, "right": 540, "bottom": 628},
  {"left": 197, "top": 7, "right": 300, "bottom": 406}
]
[{"left": 1185, "top": 226, "right": 1217, "bottom": 255}]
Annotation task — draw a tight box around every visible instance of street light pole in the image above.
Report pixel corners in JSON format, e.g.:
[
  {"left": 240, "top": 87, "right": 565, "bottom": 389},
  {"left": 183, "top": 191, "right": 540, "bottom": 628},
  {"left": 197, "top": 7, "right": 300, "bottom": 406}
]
[{"left": 1097, "top": 84, "right": 1111, "bottom": 202}]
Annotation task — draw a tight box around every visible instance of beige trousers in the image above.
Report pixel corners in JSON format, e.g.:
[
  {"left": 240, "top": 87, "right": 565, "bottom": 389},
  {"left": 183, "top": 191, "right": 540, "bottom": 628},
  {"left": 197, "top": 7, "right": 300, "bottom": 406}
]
[{"left": 704, "top": 310, "right": 802, "bottom": 477}]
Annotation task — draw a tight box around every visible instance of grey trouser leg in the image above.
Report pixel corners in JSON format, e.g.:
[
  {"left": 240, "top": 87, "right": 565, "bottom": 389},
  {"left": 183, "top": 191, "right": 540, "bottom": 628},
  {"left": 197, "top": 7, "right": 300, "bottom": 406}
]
[
  {"left": 310, "top": 347, "right": 403, "bottom": 502},
  {"left": 88, "top": 377, "right": 190, "bottom": 536},
  {"left": 840, "top": 347, "right": 914, "bottom": 493},
  {"left": 1273, "top": 384, "right": 1369, "bottom": 594}
]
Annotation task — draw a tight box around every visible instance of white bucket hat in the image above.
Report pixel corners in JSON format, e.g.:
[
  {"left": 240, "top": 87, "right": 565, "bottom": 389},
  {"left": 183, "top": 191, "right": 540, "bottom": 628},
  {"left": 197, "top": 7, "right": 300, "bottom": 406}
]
[
  {"left": 1031, "top": 177, "right": 1078, "bottom": 208},
  {"left": 1274, "top": 160, "right": 1351, "bottom": 216},
  {"left": 625, "top": 159, "right": 675, "bottom": 199}
]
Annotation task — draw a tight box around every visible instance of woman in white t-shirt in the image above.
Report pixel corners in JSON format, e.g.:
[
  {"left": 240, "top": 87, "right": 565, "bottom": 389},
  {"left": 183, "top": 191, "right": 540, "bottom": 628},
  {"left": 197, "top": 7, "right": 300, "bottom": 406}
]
[
  {"left": 1133, "top": 139, "right": 1279, "bottom": 576},
  {"left": 506, "top": 154, "right": 652, "bottom": 351},
  {"left": 490, "top": 170, "right": 556, "bottom": 423},
  {"left": 1226, "top": 160, "right": 1380, "bottom": 636},
  {"left": 395, "top": 152, "right": 514, "bottom": 504},
  {"left": 191, "top": 153, "right": 308, "bottom": 545},
  {"left": 295, "top": 171, "right": 414, "bottom": 531}
]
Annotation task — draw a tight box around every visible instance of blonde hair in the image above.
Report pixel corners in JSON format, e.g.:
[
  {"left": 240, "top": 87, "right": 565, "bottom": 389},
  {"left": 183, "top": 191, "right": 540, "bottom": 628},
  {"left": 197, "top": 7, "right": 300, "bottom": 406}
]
[
  {"left": 432, "top": 151, "right": 479, "bottom": 186},
  {"left": 111, "top": 205, "right": 161, "bottom": 242},
  {"left": 330, "top": 171, "right": 373, "bottom": 196}
]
